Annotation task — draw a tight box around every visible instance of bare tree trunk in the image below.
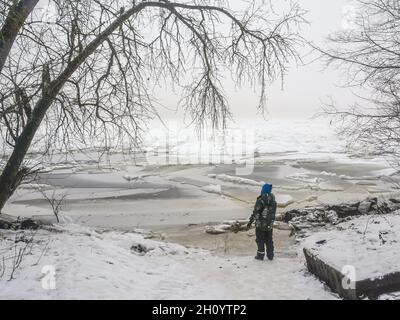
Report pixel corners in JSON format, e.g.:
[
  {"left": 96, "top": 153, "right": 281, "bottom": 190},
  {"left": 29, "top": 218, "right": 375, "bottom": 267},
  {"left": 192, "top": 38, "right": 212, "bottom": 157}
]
[
  {"left": 0, "top": 0, "right": 38, "bottom": 74},
  {"left": 0, "top": 95, "right": 49, "bottom": 213}
]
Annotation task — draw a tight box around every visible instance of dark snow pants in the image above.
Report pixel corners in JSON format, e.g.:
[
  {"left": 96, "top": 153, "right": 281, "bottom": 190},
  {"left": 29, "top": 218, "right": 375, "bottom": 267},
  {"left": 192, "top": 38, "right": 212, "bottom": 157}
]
[{"left": 256, "top": 228, "right": 274, "bottom": 260}]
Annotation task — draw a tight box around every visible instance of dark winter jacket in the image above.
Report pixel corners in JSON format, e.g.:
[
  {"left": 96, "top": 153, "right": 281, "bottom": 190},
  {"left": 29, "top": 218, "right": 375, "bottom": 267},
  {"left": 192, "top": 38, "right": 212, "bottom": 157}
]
[{"left": 249, "top": 193, "right": 277, "bottom": 230}]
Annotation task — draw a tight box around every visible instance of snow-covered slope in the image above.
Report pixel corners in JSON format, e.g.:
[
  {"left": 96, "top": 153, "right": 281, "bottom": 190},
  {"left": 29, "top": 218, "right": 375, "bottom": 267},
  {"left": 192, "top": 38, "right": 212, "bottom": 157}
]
[{"left": 0, "top": 224, "right": 336, "bottom": 300}]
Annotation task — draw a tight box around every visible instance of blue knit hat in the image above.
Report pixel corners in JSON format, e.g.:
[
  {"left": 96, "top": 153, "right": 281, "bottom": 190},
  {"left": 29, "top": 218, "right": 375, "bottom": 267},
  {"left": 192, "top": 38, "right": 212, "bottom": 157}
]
[{"left": 261, "top": 183, "right": 273, "bottom": 195}]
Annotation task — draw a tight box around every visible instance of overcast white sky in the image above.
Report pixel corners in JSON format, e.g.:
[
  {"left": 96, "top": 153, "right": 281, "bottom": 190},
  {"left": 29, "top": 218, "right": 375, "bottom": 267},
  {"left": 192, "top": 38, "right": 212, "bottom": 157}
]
[
  {"left": 153, "top": 0, "right": 358, "bottom": 123},
  {"left": 259, "top": 0, "right": 356, "bottom": 120}
]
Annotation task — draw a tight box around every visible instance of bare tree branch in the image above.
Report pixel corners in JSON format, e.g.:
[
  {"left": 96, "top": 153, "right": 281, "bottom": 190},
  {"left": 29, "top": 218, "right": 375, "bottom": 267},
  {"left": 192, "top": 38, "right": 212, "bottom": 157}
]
[
  {"left": 318, "top": 0, "right": 400, "bottom": 166},
  {"left": 0, "top": 0, "right": 39, "bottom": 74}
]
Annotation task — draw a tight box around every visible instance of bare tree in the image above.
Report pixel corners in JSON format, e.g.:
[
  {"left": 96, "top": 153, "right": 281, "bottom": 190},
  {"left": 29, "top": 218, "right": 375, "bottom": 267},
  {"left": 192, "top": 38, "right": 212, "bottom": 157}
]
[
  {"left": 0, "top": 0, "right": 305, "bottom": 213},
  {"left": 0, "top": 231, "right": 37, "bottom": 281},
  {"left": 318, "top": 0, "right": 400, "bottom": 163},
  {"left": 39, "top": 188, "right": 67, "bottom": 223},
  {"left": 8, "top": 231, "right": 35, "bottom": 280},
  {"left": 0, "top": 0, "right": 39, "bottom": 74}
]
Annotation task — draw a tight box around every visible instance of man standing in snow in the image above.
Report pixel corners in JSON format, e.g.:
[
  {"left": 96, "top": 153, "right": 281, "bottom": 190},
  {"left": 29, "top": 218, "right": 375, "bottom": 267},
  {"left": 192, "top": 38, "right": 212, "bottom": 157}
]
[{"left": 247, "top": 184, "right": 277, "bottom": 261}]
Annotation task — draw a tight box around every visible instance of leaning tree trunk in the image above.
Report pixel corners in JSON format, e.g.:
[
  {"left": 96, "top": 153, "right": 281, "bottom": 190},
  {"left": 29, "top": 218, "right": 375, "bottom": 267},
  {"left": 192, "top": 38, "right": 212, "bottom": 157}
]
[
  {"left": 0, "top": 96, "right": 51, "bottom": 213},
  {"left": 0, "top": 0, "right": 39, "bottom": 74},
  {"left": 0, "top": 0, "right": 39, "bottom": 212}
]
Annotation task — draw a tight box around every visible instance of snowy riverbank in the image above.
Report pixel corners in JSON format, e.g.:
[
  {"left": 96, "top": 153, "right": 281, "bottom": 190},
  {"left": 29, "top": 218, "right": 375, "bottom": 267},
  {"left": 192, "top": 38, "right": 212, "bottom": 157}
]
[{"left": 0, "top": 223, "right": 336, "bottom": 300}]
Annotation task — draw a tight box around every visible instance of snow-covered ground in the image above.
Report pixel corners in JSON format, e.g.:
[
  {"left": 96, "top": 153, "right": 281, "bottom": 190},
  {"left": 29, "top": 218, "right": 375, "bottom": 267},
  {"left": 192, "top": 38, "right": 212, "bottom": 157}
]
[
  {"left": 0, "top": 224, "right": 336, "bottom": 300},
  {"left": 304, "top": 212, "right": 400, "bottom": 281}
]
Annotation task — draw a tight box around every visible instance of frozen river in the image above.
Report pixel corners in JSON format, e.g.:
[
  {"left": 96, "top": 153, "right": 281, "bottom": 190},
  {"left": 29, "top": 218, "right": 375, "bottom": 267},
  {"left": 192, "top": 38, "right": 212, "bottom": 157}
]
[{"left": 4, "top": 118, "right": 400, "bottom": 233}]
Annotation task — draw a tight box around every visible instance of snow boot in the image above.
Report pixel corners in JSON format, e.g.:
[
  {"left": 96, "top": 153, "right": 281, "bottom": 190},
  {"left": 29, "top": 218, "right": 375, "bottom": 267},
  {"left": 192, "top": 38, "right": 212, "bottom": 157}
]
[{"left": 255, "top": 252, "right": 265, "bottom": 261}]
